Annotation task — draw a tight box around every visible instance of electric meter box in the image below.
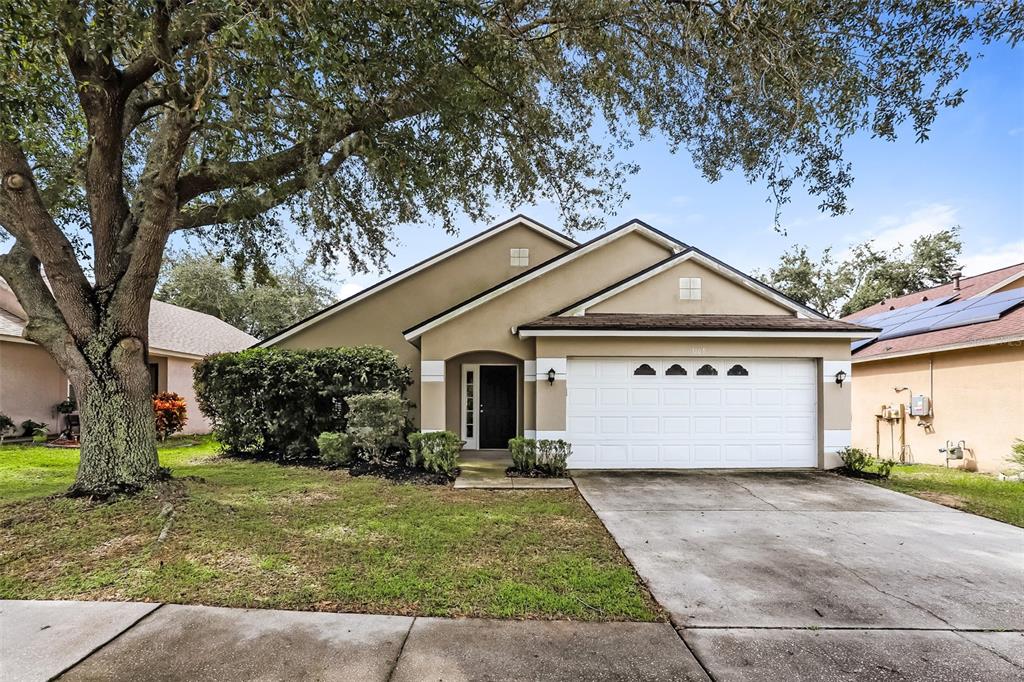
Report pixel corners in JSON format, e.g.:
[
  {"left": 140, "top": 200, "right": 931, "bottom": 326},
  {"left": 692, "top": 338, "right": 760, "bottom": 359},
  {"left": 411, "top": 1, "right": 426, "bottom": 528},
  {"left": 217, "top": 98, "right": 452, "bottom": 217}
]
[{"left": 910, "top": 394, "right": 931, "bottom": 417}]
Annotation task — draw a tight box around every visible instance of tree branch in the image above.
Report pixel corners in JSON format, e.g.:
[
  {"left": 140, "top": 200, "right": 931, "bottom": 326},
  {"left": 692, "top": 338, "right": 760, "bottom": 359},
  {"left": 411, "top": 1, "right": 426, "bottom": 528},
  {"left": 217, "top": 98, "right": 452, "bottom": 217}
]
[
  {"left": 0, "top": 141, "right": 96, "bottom": 336},
  {"left": 176, "top": 132, "right": 366, "bottom": 230}
]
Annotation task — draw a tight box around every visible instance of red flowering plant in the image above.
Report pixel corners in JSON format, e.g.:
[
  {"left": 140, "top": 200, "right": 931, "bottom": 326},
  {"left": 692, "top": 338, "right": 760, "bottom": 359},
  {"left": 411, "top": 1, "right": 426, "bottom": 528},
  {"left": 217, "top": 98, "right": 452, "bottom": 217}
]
[{"left": 153, "top": 392, "right": 188, "bottom": 441}]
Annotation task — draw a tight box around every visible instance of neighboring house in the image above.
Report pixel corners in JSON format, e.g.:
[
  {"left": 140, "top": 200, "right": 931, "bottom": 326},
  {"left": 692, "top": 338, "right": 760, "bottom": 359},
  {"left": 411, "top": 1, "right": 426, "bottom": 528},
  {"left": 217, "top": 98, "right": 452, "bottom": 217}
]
[
  {"left": 263, "top": 215, "right": 876, "bottom": 470},
  {"left": 842, "top": 263, "right": 1024, "bottom": 472},
  {"left": 0, "top": 279, "right": 256, "bottom": 436}
]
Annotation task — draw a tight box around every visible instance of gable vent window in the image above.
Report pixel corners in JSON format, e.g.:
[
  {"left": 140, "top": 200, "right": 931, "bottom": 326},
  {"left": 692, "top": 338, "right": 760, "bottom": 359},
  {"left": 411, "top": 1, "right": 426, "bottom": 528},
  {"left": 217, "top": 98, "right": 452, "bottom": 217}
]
[
  {"left": 679, "top": 277, "right": 702, "bottom": 300},
  {"left": 510, "top": 248, "right": 530, "bottom": 267},
  {"left": 633, "top": 363, "right": 656, "bottom": 376},
  {"left": 666, "top": 363, "right": 687, "bottom": 376},
  {"left": 696, "top": 363, "right": 718, "bottom": 376},
  {"left": 727, "top": 364, "right": 749, "bottom": 376}
]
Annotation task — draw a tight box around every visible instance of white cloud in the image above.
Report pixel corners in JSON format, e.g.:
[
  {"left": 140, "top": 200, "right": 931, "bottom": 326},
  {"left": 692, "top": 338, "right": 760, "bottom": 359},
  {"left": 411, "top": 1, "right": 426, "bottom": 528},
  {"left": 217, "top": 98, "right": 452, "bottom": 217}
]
[
  {"left": 960, "top": 240, "right": 1024, "bottom": 276},
  {"left": 844, "top": 202, "right": 1023, "bottom": 276},
  {"left": 336, "top": 280, "right": 368, "bottom": 300},
  {"left": 851, "top": 203, "right": 959, "bottom": 253}
]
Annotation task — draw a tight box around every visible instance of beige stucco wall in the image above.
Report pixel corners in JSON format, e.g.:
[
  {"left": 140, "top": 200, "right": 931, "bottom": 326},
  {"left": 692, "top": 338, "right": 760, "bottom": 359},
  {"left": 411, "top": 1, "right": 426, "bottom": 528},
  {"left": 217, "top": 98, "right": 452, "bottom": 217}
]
[
  {"left": 271, "top": 221, "right": 570, "bottom": 425},
  {"left": 589, "top": 259, "right": 791, "bottom": 316},
  {"left": 162, "top": 354, "right": 211, "bottom": 434},
  {"left": 419, "top": 230, "right": 673, "bottom": 363},
  {"left": 0, "top": 339, "right": 214, "bottom": 437},
  {"left": 0, "top": 340, "right": 68, "bottom": 435},
  {"left": 851, "top": 344, "right": 1024, "bottom": 471}
]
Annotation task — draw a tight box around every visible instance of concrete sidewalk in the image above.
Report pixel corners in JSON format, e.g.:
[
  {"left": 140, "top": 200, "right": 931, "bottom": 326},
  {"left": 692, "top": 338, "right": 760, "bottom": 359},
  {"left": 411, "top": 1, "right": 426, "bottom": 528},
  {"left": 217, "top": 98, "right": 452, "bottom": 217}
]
[{"left": 0, "top": 600, "right": 707, "bottom": 681}]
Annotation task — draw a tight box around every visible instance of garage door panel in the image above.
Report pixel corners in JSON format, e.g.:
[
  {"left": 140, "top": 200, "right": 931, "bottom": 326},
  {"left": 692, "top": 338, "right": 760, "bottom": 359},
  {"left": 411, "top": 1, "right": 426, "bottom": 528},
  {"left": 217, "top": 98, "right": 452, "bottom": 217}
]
[
  {"left": 663, "top": 417, "right": 690, "bottom": 434},
  {"left": 630, "top": 388, "right": 659, "bottom": 406},
  {"left": 694, "top": 388, "right": 722, "bottom": 406},
  {"left": 567, "top": 357, "right": 818, "bottom": 469},
  {"left": 599, "top": 387, "right": 627, "bottom": 406},
  {"left": 630, "top": 416, "right": 660, "bottom": 434},
  {"left": 663, "top": 389, "right": 690, "bottom": 406}
]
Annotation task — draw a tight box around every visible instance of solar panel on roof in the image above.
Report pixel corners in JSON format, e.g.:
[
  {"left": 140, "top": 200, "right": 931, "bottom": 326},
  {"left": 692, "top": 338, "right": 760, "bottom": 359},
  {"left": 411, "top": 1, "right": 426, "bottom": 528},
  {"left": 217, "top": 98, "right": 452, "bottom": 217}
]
[
  {"left": 876, "top": 299, "right": 974, "bottom": 340},
  {"left": 926, "top": 288, "right": 1024, "bottom": 332},
  {"left": 850, "top": 338, "right": 874, "bottom": 352}
]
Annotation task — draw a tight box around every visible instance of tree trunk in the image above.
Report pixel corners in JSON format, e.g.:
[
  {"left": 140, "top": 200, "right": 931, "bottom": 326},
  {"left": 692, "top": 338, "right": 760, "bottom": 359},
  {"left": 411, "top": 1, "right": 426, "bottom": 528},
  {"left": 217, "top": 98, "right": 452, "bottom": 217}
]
[{"left": 68, "top": 336, "right": 161, "bottom": 497}]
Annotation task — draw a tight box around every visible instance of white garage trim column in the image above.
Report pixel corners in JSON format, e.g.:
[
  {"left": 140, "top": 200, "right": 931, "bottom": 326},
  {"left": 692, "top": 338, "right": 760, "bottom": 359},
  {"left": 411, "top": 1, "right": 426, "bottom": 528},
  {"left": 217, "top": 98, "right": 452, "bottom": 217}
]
[
  {"left": 534, "top": 357, "right": 567, "bottom": 439},
  {"left": 420, "top": 360, "right": 446, "bottom": 432},
  {"left": 821, "top": 360, "right": 853, "bottom": 469}
]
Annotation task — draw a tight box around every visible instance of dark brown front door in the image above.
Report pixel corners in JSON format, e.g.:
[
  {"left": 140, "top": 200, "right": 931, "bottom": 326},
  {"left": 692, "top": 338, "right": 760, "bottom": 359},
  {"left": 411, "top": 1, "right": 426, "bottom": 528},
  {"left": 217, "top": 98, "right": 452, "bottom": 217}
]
[{"left": 479, "top": 365, "right": 517, "bottom": 449}]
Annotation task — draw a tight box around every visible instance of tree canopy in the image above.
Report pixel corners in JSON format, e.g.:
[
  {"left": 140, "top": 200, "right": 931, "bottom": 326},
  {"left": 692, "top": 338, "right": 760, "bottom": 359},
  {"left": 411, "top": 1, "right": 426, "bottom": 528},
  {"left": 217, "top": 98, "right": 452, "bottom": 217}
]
[
  {"left": 0, "top": 0, "right": 1019, "bottom": 495},
  {"left": 156, "top": 254, "right": 335, "bottom": 338},
  {"left": 758, "top": 227, "right": 964, "bottom": 317}
]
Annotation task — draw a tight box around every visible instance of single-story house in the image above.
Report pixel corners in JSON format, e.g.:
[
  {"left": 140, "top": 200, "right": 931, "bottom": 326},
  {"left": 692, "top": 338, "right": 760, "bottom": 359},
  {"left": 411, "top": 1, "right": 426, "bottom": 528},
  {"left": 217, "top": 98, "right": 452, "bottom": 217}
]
[
  {"left": 262, "top": 216, "right": 877, "bottom": 470},
  {"left": 843, "top": 263, "right": 1024, "bottom": 472},
  {"left": 0, "top": 278, "right": 256, "bottom": 436}
]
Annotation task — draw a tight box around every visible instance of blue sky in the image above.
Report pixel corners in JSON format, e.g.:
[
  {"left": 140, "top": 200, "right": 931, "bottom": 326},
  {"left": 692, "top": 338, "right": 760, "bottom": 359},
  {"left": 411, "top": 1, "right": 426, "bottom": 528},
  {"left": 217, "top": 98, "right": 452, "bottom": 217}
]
[{"left": 336, "top": 41, "right": 1023, "bottom": 299}]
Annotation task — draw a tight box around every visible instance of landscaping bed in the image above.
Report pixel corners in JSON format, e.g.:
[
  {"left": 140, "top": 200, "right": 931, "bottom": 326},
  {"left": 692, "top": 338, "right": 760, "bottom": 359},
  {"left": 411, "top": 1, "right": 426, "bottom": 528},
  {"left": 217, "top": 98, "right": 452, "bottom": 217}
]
[{"left": 0, "top": 438, "right": 662, "bottom": 621}]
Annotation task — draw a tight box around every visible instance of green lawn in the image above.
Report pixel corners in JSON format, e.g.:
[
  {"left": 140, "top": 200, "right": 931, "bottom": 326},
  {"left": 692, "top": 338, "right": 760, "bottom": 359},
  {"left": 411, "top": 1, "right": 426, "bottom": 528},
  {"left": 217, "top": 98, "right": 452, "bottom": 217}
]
[
  {"left": 0, "top": 438, "right": 661, "bottom": 621},
  {"left": 869, "top": 463, "right": 1024, "bottom": 528}
]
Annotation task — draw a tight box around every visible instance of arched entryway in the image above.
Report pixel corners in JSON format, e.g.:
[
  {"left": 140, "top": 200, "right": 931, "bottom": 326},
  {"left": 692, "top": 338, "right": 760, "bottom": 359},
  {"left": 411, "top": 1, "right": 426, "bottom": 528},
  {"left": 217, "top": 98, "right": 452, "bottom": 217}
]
[{"left": 445, "top": 351, "right": 525, "bottom": 450}]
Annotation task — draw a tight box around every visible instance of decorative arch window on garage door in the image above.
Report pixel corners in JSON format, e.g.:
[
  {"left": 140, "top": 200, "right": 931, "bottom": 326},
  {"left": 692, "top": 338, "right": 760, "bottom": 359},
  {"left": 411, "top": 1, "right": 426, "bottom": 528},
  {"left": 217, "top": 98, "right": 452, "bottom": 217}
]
[
  {"left": 696, "top": 363, "right": 718, "bottom": 376},
  {"left": 727, "top": 364, "right": 749, "bottom": 376},
  {"left": 633, "top": 363, "right": 657, "bottom": 376},
  {"left": 665, "top": 363, "right": 687, "bottom": 376}
]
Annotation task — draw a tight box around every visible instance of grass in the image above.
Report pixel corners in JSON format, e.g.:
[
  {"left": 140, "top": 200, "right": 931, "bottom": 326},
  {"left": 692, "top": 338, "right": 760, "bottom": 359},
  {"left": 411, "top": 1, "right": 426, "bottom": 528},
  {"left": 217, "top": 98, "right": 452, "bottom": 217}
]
[
  {"left": 0, "top": 437, "right": 661, "bottom": 621},
  {"left": 868, "top": 463, "right": 1024, "bottom": 528}
]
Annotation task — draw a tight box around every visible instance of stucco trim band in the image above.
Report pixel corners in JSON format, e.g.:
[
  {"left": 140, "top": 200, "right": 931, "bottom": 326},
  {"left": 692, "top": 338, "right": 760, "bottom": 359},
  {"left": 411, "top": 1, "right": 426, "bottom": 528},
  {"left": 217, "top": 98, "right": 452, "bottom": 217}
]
[
  {"left": 519, "top": 329, "right": 878, "bottom": 339},
  {"left": 535, "top": 357, "right": 567, "bottom": 380},
  {"left": 420, "top": 360, "right": 445, "bottom": 382}
]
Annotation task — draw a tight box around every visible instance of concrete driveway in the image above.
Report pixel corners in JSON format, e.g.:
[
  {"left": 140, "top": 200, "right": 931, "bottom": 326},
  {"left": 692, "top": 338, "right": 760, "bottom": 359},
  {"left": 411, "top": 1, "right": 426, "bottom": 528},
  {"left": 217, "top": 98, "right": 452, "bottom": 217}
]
[{"left": 575, "top": 471, "right": 1024, "bottom": 681}]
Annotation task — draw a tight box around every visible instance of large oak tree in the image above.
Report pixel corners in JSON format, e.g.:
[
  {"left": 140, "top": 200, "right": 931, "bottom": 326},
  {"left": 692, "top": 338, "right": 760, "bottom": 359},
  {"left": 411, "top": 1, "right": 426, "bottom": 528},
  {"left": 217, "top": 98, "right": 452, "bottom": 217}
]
[{"left": 0, "top": 1, "right": 1019, "bottom": 496}]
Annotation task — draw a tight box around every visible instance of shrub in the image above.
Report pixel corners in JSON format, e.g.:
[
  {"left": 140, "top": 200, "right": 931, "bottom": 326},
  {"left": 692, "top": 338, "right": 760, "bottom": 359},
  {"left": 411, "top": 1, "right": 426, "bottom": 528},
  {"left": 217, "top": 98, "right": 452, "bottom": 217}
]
[
  {"left": 345, "top": 391, "right": 408, "bottom": 465},
  {"left": 153, "top": 392, "right": 188, "bottom": 440},
  {"left": 876, "top": 458, "right": 897, "bottom": 479},
  {"left": 193, "top": 346, "right": 411, "bottom": 461},
  {"left": 508, "top": 436, "right": 536, "bottom": 472},
  {"left": 536, "top": 439, "right": 571, "bottom": 476},
  {"left": 20, "top": 419, "right": 45, "bottom": 437},
  {"left": 409, "top": 431, "right": 462, "bottom": 475},
  {"left": 1008, "top": 439, "right": 1024, "bottom": 470},
  {"left": 837, "top": 446, "right": 873, "bottom": 473},
  {"left": 31, "top": 425, "right": 48, "bottom": 443},
  {"left": 0, "top": 413, "right": 14, "bottom": 444},
  {"left": 317, "top": 432, "right": 354, "bottom": 466}
]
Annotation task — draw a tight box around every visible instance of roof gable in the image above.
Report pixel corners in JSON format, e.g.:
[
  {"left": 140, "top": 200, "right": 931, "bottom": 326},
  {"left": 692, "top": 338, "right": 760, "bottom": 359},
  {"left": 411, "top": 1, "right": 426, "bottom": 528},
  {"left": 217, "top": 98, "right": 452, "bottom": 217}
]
[
  {"left": 555, "top": 249, "right": 825, "bottom": 319},
  {"left": 259, "top": 215, "right": 576, "bottom": 347},
  {"left": 402, "top": 220, "right": 686, "bottom": 341}
]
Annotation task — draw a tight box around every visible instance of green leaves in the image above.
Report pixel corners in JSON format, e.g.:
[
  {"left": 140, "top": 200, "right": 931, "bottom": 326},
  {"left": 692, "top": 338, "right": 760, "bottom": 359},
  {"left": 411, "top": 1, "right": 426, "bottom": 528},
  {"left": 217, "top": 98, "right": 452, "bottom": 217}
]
[
  {"left": 2, "top": 0, "right": 1020, "bottom": 270},
  {"left": 759, "top": 226, "right": 963, "bottom": 317}
]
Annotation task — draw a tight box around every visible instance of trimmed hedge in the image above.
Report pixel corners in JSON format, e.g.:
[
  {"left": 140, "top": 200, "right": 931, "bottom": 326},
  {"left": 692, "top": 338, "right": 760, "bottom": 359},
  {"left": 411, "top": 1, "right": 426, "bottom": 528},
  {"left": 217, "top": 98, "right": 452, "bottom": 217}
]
[
  {"left": 508, "top": 436, "right": 536, "bottom": 471},
  {"left": 409, "top": 431, "right": 462, "bottom": 475},
  {"left": 508, "top": 437, "right": 571, "bottom": 476},
  {"left": 194, "top": 346, "right": 411, "bottom": 460}
]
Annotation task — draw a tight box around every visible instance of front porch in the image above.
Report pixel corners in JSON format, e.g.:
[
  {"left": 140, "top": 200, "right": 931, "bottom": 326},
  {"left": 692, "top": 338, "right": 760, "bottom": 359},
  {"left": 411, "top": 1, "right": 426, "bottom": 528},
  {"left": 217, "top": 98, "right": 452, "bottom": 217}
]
[{"left": 454, "top": 449, "right": 573, "bottom": 490}]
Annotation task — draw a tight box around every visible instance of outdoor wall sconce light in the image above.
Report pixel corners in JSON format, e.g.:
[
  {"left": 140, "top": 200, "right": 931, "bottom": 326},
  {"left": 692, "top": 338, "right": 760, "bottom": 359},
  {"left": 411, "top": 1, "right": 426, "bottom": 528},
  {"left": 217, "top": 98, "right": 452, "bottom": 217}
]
[
  {"left": 547, "top": 368, "right": 557, "bottom": 385},
  {"left": 834, "top": 370, "right": 847, "bottom": 387}
]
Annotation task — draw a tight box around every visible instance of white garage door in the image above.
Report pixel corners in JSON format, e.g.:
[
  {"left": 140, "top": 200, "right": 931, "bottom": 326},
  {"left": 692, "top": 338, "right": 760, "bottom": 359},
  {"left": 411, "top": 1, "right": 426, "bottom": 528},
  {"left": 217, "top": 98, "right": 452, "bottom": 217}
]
[{"left": 566, "top": 357, "right": 818, "bottom": 469}]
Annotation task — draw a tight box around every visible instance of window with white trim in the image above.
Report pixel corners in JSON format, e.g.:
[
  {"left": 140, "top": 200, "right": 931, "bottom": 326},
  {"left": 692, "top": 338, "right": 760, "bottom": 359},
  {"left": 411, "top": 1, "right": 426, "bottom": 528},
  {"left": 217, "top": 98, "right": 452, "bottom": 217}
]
[
  {"left": 678, "top": 277, "right": 702, "bottom": 300},
  {"left": 510, "top": 248, "right": 530, "bottom": 267}
]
